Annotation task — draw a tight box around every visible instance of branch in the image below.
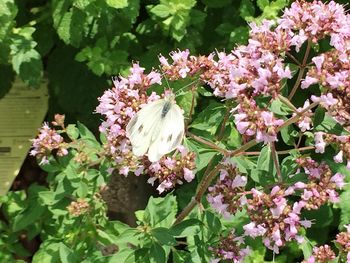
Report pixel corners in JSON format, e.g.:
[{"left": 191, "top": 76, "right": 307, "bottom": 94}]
[
  {"left": 288, "top": 40, "right": 311, "bottom": 100},
  {"left": 270, "top": 142, "right": 282, "bottom": 183},
  {"left": 187, "top": 132, "right": 229, "bottom": 156},
  {"left": 217, "top": 106, "right": 231, "bottom": 141}
]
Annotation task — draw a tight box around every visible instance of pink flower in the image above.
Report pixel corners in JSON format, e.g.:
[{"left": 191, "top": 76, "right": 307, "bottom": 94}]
[
  {"left": 157, "top": 180, "right": 173, "bottom": 194},
  {"left": 311, "top": 93, "right": 338, "bottom": 108},
  {"left": 183, "top": 168, "right": 195, "bottom": 182},
  {"left": 300, "top": 219, "right": 312, "bottom": 228},
  {"left": 312, "top": 55, "right": 324, "bottom": 71},
  {"left": 301, "top": 76, "right": 318, "bottom": 89},
  {"left": 272, "top": 228, "right": 283, "bottom": 246},
  {"left": 164, "top": 157, "right": 176, "bottom": 169},
  {"left": 232, "top": 175, "right": 247, "bottom": 188},
  {"left": 243, "top": 222, "right": 266, "bottom": 237},
  {"left": 119, "top": 166, "right": 129, "bottom": 176},
  {"left": 334, "top": 150, "right": 343, "bottom": 163},
  {"left": 330, "top": 173, "right": 345, "bottom": 188},
  {"left": 134, "top": 166, "right": 144, "bottom": 176},
  {"left": 314, "top": 132, "right": 326, "bottom": 153}
]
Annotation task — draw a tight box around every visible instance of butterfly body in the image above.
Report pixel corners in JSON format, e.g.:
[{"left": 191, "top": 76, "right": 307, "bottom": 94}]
[{"left": 126, "top": 95, "right": 184, "bottom": 162}]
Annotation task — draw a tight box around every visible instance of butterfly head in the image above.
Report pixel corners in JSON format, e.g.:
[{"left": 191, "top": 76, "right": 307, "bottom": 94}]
[{"left": 163, "top": 90, "right": 176, "bottom": 102}]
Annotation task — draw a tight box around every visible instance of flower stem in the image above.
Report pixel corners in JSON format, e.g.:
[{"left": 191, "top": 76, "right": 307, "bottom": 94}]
[
  {"left": 270, "top": 142, "right": 282, "bottom": 183},
  {"left": 217, "top": 105, "right": 231, "bottom": 141},
  {"left": 288, "top": 40, "right": 311, "bottom": 100},
  {"left": 187, "top": 132, "right": 229, "bottom": 156}
]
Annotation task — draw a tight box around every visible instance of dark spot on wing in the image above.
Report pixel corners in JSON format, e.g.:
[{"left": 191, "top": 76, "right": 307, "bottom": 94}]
[
  {"left": 167, "top": 134, "right": 173, "bottom": 142},
  {"left": 171, "top": 132, "right": 183, "bottom": 149},
  {"left": 161, "top": 102, "right": 171, "bottom": 118},
  {"left": 138, "top": 124, "right": 144, "bottom": 133}
]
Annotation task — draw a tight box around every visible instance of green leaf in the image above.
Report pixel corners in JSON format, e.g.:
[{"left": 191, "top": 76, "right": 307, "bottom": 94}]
[
  {"left": 299, "top": 237, "right": 314, "bottom": 259},
  {"left": 229, "top": 26, "right": 249, "bottom": 45},
  {"left": 150, "top": 4, "right": 170, "bottom": 18},
  {"left": 256, "top": 145, "right": 273, "bottom": 172},
  {"left": 315, "top": 115, "right": 345, "bottom": 135},
  {"left": 55, "top": 8, "right": 86, "bottom": 47},
  {"left": 76, "top": 181, "right": 89, "bottom": 197},
  {"left": 10, "top": 28, "right": 43, "bottom": 87},
  {"left": 190, "top": 101, "right": 225, "bottom": 134},
  {"left": 59, "top": 243, "right": 78, "bottom": 263},
  {"left": 313, "top": 106, "right": 326, "bottom": 128},
  {"left": 280, "top": 125, "right": 298, "bottom": 146},
  {"left": 151, "top": 227, "right": 177, "bottom": 246},
  {"left": 204, "top": 211, "right": 221, "bottom": 238},
  {"left": 270, "top": 98, "right": 293, "bottom": 116},
  {"left": 257, "top": 0, "right": 269, "bottom": 10},
  {"left": 143, "top": 194, "right": 177, "bottom": 227},
  {"left": 149, "top": 242, "right": 166, "bottom": 263},
  {"left": 172, "top": 250, "right": 191, "bottom": 263},
  {"left": 339, "top": 189, "right": 350, "bottom": 227},
  {"left": 13, "top": 203, "right": 45, "bottom": 232},
  {"left": 106, "top": 0, "right": 129, "bottom": 9},
  {"left": 66, "top": 124, "right": 79, "bottom": 140},
  {"left": 177, "top": 90, "right": 198, "bottom": 118},
  {"left": 239, "top": 0, "right": 255, "bottom": 20},
  {"left": 170, "top": 218, "right": 202, "bottom": 237},
  {"left": 32, "top": 242, "right": 60, "bottom": 263}
]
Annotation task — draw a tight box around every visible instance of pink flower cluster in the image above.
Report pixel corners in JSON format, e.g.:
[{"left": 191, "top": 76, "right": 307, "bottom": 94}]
[
  {"left": 303, "top": 245, "right": 336, "bottom": 263},
  {"left": 207, "top": 156, "right": 344, "bottom": 254},
  {"left": 301, "top": 50, "right": 350, "bottom": 128},
  {"left": 30, "top": 122, "right": 68, "bottom": 165},
  {"left": 336, "top": 225, "right": 350, "bottom": 262},
  {"left": 295, "top": 157, "right": 344, "bottom": 209},
  {"left": 302, "top": 225, "right": 350, "bottom": 262},
  {"left": 146, "top": 146, "right": 196, "bottom": 194},
  {"left": 96, "top": 63, "right": 161, "bottom": 173},
  {"left": 233, "top": 97, "right": 284, "bottom": 144},
  {"left": 207, "top": 159, "right": 247, "bottom": 218},
  {"left": 209, "top": 230, "right": 250, "bottom": 263},
  {"left": 278, "top": 0, "right": 350, "bottom": 52},
  {"left": 202, "top": 47, "right": 292, "bottom": 100},
  {"left": 243, "top": 186, "right": 310, "bottom": 254},
  {"left": 314, "top": 132, "right": 350, "bottom": 169}
]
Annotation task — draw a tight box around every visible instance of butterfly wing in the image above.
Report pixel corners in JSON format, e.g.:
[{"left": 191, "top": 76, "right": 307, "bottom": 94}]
[
  {"left": 147, "top": 103, "right": 185, "bottom": 162},
  {"left": 126, "top": 99, "right": 165, "bottom": 157}
]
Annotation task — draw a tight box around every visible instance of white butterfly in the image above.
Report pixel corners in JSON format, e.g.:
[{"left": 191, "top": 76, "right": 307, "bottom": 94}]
[{"left": 126, "top": 93, "right": 185, "bottom": 162}]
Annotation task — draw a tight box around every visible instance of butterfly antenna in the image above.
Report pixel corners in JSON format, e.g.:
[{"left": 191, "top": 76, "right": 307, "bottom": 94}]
[
  {"left": 158, "top": 66, "right": 172, "bottom": 94},
  {"left": 174, "top": 79, "right": 200, "bottom": 96}
]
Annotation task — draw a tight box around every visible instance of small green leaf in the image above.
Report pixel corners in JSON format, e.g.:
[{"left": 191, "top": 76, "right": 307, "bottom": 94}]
[
  {"left": 151, "top": 227, "right": 177, "bottom": 246},
  {"left": 170, "top": 218, "right": 202, "bottom": 237},
  {"left": 270, "top": 99, "right": 293, "bottom": 116},
  {"left": 149, "top": 242, "right": 166, "bottom": 263},
  {"left": 106, "top": 0, "right": 128, "bottom": 9},
  {"left": 280, "top": 125, "right": 298, "bottom": 146},
  {"left": 239, "top": 0, "right": 255, "bottom": 20},
  {"left": 59, "top": 243, "right": 78, "bottom": 263},
  {"left": 144, "top": 194, "right": 177, "bottom": 228},
  {"left": 313, "top": 106, "right": 326, "bottom": 128},
  {"left": 66, "top": 124, "right": 79, "bottom": 140},
  {"left": 256, "top": 145, "right": 273, "bottom": 172},
  {"left": 76, "top": 181, "right": 89, "bottom": 197},
  {"left": 150, "top": 4, "right": 170, "bottom": 18}
]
